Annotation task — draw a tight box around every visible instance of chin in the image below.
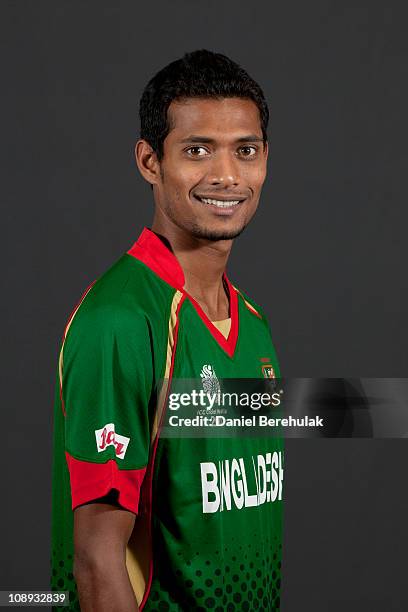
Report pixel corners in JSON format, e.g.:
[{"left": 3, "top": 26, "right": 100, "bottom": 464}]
[{"left": 189, "top": 222, "right": 247, "bottom": 241}]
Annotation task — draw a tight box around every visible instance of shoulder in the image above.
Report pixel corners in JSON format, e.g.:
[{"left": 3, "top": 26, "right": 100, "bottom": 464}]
[
  {"left": 63, "top": 256, "right": 148, "bottom": 346},
  {"left": 232, "top": 283, "right": 268, "bottom": 323},
  {"left": 62, "top": 253, "right": 175, "bottom": 350}
]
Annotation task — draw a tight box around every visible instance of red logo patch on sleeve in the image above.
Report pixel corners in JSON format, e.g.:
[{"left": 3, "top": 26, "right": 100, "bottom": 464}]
[{"left": 95, "top": 423, "right": 130, "bottom": 459}]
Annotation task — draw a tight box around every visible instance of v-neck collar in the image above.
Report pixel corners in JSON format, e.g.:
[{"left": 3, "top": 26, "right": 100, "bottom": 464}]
[{"left": 127, "top": 227, "right": 239, "bottom": 358}]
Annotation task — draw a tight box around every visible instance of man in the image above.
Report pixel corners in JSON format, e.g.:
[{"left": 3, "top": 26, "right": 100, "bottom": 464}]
[{"left": 51, "top": 50, "right": 283, "bottom": 611}]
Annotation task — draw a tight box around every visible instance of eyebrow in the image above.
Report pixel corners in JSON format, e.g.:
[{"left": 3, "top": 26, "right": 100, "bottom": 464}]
[{"left": 179, "top": 134, "right": 264, "bottom": 144}]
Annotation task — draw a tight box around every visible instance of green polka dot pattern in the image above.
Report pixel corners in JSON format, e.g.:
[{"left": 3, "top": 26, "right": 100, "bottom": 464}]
[
  {"left": 51, "top": 535, "right": 282, "bottom": 610},
  {"left": 144, "top": 536, "right": 282, "bottom": 611},
  {"left": 51, "top": 547, "right": 80, "bottom": 611}
]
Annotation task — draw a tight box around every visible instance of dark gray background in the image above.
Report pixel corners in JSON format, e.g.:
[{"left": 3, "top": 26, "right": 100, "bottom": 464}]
[{"left": 1, "top": 1, "right": 408, "bottom": 610}]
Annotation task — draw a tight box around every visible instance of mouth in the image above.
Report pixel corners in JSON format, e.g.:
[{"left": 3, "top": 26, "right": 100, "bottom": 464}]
[{"left": 194, "top": 195, "right": 246, "bottom": 209}]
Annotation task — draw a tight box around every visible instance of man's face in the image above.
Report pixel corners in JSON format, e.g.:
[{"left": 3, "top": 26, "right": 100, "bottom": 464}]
[{"left": 152, "top": 97, "right": 268, "bottom": 241}]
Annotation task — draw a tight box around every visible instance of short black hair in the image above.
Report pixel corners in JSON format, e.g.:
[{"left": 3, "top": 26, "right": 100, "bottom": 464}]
[{"left": 139, "top": 49, "right": 269, "bottom": 160}]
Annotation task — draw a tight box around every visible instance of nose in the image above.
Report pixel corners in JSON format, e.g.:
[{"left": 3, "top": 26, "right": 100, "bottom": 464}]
[{"left": 208, "top": 152, "right": 239, "bottom": 188}]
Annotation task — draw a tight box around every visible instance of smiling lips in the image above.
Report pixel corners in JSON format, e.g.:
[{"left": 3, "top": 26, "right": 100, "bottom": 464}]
[{"left": 195, "top": 195, "right": 246, "bottom": 209}]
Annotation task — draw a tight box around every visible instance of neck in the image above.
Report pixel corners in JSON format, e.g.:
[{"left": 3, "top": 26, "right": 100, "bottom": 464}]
[{"left": 152, "top": 212, "right": 233, "bottom": 321}]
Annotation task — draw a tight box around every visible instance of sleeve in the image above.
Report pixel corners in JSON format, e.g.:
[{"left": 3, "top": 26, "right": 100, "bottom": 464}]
[
  {"left": 238, "top": 285, "right": 281, "bottom": 378},
  {"left": 61, "top": 301, "right": 154, "bottom": 514},
  {"left": 264, "top": 319, "right": 281, "bottom": 379},
  {"left": 256, "top": 301, "right": 281, "bottom": 379}
]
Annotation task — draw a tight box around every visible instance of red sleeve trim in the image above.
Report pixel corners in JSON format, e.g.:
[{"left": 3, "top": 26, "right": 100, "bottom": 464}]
[{"left": 65, "top": 452, "right": 147, "bottom": 514}]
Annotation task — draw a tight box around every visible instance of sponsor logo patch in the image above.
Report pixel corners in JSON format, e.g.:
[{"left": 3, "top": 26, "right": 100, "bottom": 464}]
[{"left": 95, "top": 423, "right": 130, "bottom": 459}]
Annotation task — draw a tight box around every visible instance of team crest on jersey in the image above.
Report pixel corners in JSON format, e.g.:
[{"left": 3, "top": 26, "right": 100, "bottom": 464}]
[
  {"left": 261, "top": 364, "right": 275, "bottom": 379},
  {"left": 200, "top": 364, "right": 221, "bottom": 395},
  {"left": 95, "top": 423, "right": 130, "bottom": 459}
]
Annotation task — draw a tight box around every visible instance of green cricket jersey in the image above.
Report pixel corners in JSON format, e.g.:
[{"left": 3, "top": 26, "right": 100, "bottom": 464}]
[{"left": 51, "top": 227, "right": 283, "bottom": 611}]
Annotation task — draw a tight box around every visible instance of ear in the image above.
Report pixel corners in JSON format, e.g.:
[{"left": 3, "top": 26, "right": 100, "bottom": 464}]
[{"left": 135, "top": 139, "right": 161, "bottom": 185}]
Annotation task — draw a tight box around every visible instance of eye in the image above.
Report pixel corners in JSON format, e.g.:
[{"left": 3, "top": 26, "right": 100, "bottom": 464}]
[
  {"left": 185, "top": 146, "right": 209, "bottom": 157},
  {"left": 238, "top": 145, "right": 257, "bottom": 158}
]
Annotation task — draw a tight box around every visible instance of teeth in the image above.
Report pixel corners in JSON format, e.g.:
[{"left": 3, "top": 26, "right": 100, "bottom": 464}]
[{"left": 200, "top": 198, "right": 240, "bottom": 207}]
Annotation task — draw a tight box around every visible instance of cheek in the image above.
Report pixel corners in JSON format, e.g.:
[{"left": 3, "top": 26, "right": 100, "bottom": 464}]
[
  {"left": 164, "top": 163, "right": 202, "bottom": 195},
  {"left": 245, "top": 164, "right": 267, "bottom": 192}
]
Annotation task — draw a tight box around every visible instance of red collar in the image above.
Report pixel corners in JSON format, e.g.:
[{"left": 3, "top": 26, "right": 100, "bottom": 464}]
[
  {"left": 127, "top": 227, "right": 185, "bottom": 289},
  {"left": 127, "top": 227, "right": 239, "bottom": 357}
]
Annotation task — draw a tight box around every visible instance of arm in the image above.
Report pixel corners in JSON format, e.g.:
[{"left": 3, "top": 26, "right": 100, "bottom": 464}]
[
  {"left": 74, "top": 498, "right": 139, "bottom": 612},
  {"left": 61, "top": 304, "right": 153, "bottom": 610}
]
